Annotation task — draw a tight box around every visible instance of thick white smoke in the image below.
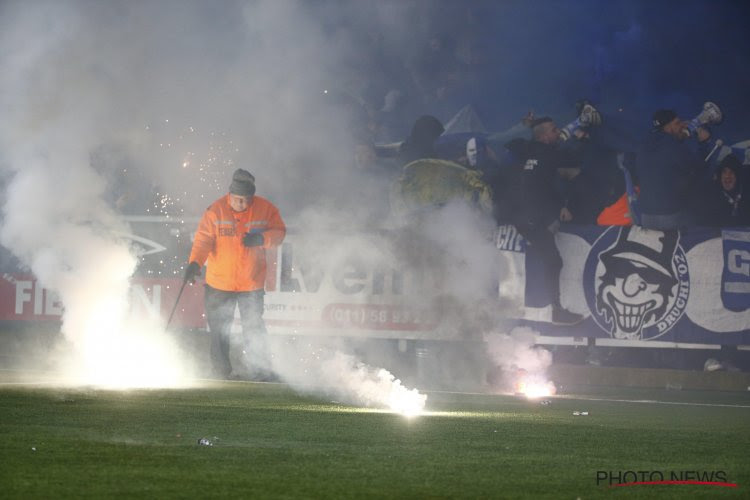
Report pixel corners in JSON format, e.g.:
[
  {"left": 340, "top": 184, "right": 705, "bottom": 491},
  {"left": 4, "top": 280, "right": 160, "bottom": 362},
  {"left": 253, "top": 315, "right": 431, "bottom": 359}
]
[
  {"left": 0, "top": 1, "right": 431, "bottom": 397},
  {"left": 0, "top": 2, "right": 202, "bottom": 387},
  {"left": 485, "top": 327, "right": 556, "bottom": 397},
  {"left": 0, "top": 1, "right": 516, "bottom": 403},
  {"left": 261, "top": 337, "right": 426, "bottom": 416},
  {"left": 0, "top": 133, "right": 190, "bottom": 387}
]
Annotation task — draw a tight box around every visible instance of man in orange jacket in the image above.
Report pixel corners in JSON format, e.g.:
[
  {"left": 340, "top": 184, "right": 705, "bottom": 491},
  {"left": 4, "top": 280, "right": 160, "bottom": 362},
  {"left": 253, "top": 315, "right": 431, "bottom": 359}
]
[{"left": 185, "top": 169, "right": 286, "bottom": 379}]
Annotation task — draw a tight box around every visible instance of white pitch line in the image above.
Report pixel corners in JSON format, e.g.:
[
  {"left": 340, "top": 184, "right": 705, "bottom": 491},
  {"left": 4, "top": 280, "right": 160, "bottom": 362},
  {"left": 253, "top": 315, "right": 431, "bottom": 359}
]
[
  {"left": 2, "top": 379, "right": 749, "bottom": 408},
  {"left": 555, "top": 395, "right": 750, "bottom": 409},
  {"left": 425, "top": 389, "right": 750, "bottom": 409}
]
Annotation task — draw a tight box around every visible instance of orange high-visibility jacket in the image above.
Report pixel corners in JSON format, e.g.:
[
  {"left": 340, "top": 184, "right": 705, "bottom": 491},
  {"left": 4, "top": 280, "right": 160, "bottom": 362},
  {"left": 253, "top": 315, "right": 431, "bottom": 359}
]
[
  {"left": 596, "top": 187, "right": 639, "bottom": 226},
  {"left": 189, "top": 194, "right": 286, "bottom": 292}
]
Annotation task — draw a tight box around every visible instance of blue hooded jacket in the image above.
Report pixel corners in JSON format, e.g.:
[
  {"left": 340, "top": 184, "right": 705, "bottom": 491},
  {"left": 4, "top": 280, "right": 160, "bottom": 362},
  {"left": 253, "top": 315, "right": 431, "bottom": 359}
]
[{"left": 635, "top": 131, "right": 707, "bottom": 215}]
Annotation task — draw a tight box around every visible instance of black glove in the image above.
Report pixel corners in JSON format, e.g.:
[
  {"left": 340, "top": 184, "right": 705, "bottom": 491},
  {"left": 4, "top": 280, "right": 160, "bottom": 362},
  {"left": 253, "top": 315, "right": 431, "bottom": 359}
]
[
  {"left": 242, "top": 232, "right": 264, "bottom": 248},
  {"left": 184, "top": 261, "right": 201, "bottom": 284}
]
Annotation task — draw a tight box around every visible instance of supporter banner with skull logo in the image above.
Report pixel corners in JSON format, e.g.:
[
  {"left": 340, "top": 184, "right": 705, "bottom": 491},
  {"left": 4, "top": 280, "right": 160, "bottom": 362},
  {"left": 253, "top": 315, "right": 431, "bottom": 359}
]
[
  {"left": 498, "top": 224, "right": 750, "bottom": 345},
  {"left": 1, "top": 217, "right": 749, "bottom": 346}
]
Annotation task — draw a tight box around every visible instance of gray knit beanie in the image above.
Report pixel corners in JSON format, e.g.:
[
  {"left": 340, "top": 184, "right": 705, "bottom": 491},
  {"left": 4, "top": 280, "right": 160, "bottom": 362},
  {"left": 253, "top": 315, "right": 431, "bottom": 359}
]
[{"left": 228, "top": 169, "right": 256, "bottom": 197}]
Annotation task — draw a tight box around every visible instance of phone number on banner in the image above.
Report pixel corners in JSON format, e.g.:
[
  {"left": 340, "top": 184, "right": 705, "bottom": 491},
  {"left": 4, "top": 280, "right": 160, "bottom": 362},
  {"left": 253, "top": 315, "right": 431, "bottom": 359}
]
[{"left": 322, "top": 303, "right": 434, "bottom": 331}]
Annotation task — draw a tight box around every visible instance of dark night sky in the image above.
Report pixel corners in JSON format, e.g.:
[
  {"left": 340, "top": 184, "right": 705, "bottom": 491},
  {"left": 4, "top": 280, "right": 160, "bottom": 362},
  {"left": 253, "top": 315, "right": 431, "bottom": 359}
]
[
  {"left": 2, "top": 0, "right": 749, "bottom": 215},
  {"left": 433, "top": 0, "right": 750, "bottom": 139}
]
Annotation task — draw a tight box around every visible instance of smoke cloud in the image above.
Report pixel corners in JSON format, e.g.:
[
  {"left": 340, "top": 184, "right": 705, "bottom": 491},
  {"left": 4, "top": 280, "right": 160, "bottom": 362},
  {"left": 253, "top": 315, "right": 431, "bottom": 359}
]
[
  {"left": 0, "top": 1, "right": 554, "bottom": 403},
  {"left": 485, "top": 327, "right": 556, "bottom": 396},
  {"left": 254, "top": 336, "right": 426, "bottom": 415},
  {"left": 0, "top": 1, "right": 437, "bottom": 395}
]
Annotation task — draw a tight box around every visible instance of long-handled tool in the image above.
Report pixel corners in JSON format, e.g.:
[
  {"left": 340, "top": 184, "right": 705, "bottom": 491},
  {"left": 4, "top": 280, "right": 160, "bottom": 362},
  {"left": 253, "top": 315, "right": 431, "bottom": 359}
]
[{"left": 165, "top": 276, "right": 190, "bottom": 330}]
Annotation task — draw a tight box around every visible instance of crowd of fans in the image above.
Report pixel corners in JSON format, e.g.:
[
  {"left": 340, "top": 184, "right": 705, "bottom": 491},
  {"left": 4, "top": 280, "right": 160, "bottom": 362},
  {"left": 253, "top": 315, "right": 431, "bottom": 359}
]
[
  {"left": 324, "top": 15, "right": 750, "bottom": 231},
  {"left": 351, "top": 98, "right": 750, "bottom": 231},
  {"left": 336, "top": 27, "right": 749, "bottom": 332},
  {"left": 343, "top": 92, "right": 750, "bottom": 328},
  {"left": 96, "top": 12, "right": 749, "bottom": 231}
]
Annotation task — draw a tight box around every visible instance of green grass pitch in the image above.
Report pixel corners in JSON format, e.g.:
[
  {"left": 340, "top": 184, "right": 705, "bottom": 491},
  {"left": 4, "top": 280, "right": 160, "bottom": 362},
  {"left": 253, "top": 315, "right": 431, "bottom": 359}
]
[{"left": 1, "top": 375, "right": 749, "bottom": 499}]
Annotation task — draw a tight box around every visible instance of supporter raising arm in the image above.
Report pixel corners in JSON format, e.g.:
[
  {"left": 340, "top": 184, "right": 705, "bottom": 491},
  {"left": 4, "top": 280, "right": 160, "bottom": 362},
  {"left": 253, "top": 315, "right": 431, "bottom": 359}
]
[
  {"left": 494, "top": 117, "right": 584, "bottom": 326},
  {"left": 634, "top": 108, "right": 712, "bottom": 231}
]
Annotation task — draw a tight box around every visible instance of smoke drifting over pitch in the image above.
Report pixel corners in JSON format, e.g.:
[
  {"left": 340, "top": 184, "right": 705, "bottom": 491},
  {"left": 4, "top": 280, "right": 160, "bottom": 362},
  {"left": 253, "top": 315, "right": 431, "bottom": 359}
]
[
  {"left": 486, "top": 327, "right": 556, "bottom": 397},
  {"left": 0, "top": 1, "right": 556, "bottom": 402},
  {"left": 0, "top": 1, "right": 428, "bottom": 394}
]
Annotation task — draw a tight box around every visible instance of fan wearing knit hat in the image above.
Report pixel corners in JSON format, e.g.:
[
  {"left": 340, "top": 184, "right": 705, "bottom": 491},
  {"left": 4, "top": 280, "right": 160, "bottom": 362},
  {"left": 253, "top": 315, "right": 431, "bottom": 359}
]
[
  {"left": 634, "top": 106, "right": 713, "bottom": 230},
  {"left": 184, "top": 168, "right": 286, "bottom": 380}
]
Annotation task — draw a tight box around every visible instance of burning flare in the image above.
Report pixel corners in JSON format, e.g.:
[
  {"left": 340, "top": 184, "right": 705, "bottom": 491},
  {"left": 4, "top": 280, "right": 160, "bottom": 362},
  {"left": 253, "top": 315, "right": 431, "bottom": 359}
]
[
  {"left": 276, "top": 348, "right": 427, "bottom": 417},
  {"left": 54, "top": 240, "right": 192, "bottom": 388},
  {"left": 513, "top": 369, "right": 556, "bottom": 399},
  {"left": 384, "top": 373, "right": 427, "bottom": 417},
  {"left": 321, "top": 354, "right": 427, "bottom": 416}
]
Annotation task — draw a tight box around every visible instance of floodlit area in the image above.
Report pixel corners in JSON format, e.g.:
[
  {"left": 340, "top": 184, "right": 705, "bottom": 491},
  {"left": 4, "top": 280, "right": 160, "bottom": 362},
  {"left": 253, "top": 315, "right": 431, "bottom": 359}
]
[
  {"left": 1, "top": 375, "right": 748, "bottom": 497},
  {"left": 1, "top": 0, "right": 750, "bottom": 497}
]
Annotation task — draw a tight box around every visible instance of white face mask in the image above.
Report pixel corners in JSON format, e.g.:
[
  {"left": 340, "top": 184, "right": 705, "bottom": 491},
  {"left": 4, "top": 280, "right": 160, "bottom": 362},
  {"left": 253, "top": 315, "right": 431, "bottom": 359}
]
[{"left": 466, "top": 137, "right": 478, "bottom": 167}]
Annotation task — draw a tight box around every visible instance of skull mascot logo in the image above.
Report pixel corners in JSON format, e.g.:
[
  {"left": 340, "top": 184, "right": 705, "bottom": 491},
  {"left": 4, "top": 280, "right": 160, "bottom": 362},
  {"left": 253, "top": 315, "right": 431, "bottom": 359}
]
[{"left": 591, "top": 227, "right": 689, "bottom": 340}]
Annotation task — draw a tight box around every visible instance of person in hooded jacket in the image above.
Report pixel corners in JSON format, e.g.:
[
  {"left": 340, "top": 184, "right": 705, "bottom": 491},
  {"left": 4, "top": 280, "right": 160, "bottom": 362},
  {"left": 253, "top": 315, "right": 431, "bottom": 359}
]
[
  {"left": 185, "top": 169, "right": 286, "bottom": 379},
  {"left": 397, "top": 115, "right": 445, "bottom": 166},
  {"left": 704, "top": 154, "right": 750, "bottom": 227},
  {"left": 494, "top": 117, "right": 584, "bottom": 325},
  {"left": 634, "top": 109, "right": 711, "bottom": 230}
]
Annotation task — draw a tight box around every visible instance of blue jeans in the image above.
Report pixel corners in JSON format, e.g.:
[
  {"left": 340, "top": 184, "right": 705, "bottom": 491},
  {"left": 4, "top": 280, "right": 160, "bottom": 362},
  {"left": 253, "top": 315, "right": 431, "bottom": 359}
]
[
  {"left": 516, "top": 222, "right": 563, "bottom": 308},
  {"left": 204, "top": 285, "right": 266, "bottom": 378}
]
